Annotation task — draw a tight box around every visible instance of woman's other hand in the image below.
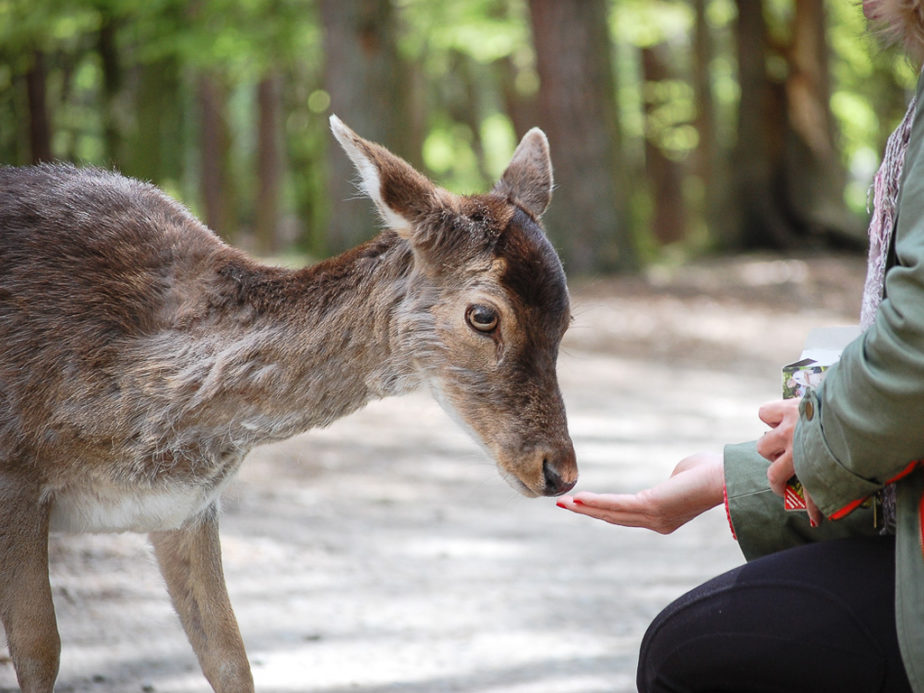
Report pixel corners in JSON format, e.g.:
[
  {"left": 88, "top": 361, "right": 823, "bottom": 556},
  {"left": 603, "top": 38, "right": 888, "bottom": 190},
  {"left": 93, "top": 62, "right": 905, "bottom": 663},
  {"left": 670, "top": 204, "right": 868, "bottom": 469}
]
[{"left": 757, "top": 398, "right": 823, "bottom": 526}]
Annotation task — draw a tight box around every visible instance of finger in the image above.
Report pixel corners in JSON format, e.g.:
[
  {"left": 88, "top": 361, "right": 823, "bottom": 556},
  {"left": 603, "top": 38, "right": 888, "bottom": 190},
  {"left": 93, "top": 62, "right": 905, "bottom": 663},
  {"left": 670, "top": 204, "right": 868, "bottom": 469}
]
[
  {"left": 758, "top": 400, "right": 787, "bottom": 428},
  {"left": 766, "top": 452, "right": 795, "bottom": 496},
  {"left": 555, "top": 492, "right": 612, "bottom": 512},
  {"left": 556, "top": 493, "right": 652, "bottom": 527},
  {"left": 756, "top": 431, "right": 776, "bottom": 460},
  {"left": 572, "top": 492, "right": 648, "bottom": 515},
  {"left": 671, "top": 451, "right": 720, "bottom": 477},
  {"left": 569, "top": 491, "right": 604, "bottom": 505},
  {"left": 805, "top": 492, "right": 824, "bottom": 528},
  {"left": 757, "top": 429, "right": 787, "bottom": 461},
  {"left": 569, "top": 491, "right": 628, "bottom": 509},
  {"left": 557, "top": 501, "right": 638, "bottom": 525},
  {"left": 758, "top": 398, "right": 801, "bottom": 430}
]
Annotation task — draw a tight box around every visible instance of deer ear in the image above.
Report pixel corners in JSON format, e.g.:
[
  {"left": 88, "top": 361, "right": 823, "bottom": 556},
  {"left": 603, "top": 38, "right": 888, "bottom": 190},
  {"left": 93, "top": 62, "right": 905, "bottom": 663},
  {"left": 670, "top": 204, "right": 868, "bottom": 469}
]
[
  {"left": 493, "top": 127, "right": 553, "bottom": 219},
  {"left": 330, "top": 114, "right": 439, "bottom": 238}
]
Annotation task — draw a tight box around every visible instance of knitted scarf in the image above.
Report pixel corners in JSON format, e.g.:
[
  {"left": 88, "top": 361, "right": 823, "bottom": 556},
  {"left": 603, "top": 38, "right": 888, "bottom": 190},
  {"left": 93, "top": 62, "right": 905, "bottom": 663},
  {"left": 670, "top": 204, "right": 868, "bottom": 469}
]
[
  {"left": 861, "top": 96, "right": 917, "bottom": 329},
  {"left": 860, "top": 95, "right": 917, "bottom": 531}
]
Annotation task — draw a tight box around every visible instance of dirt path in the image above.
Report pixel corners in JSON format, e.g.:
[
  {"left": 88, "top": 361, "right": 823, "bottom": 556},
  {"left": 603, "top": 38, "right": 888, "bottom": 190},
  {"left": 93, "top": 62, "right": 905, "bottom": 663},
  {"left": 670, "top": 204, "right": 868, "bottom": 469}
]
[{"left": 0, "top": 252, "right": 866, "bottom": 693}]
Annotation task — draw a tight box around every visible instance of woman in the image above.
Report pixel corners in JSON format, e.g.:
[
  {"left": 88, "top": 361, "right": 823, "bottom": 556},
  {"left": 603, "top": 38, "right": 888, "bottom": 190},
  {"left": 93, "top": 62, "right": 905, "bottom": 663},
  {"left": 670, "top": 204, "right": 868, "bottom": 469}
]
[{"left": 558, "top": 2, "right": 924, "bottom": 691}]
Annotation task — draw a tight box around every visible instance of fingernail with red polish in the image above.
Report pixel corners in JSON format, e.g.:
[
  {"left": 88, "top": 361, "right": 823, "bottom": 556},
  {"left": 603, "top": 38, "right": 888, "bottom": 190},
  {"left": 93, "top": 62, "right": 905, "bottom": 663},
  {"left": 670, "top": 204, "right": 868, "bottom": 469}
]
[{"left": 573, "top": 499, "right": 584, "bottom": 505}]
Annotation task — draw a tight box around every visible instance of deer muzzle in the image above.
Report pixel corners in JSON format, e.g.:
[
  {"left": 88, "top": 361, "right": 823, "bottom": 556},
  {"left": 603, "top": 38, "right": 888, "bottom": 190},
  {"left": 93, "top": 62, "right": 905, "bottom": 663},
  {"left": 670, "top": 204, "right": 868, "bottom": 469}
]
[
  {"left": 499, "top": 441, "right": 577, "bottom": 498},
  {"left": 538, "top": 443, "right": 578, "bottom": 496}
]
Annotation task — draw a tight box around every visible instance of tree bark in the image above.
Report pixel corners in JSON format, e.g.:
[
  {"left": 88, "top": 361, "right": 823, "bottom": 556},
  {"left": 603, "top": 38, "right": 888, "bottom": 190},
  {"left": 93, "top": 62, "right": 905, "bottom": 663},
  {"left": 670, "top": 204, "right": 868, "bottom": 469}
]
[
  {"left": 197, "top": 74, "right": 235, "bottom": 239},
  {"left": 321, "top": 0, "right": 414, "bottom": 256},
  {"left": 732, "top": 0, "right": 791, "bottom": 248},
  {"left": 731, "top": 0, "right": 857, "bottom": 249},
  {"left": 528, "top": 0, "right": 635, "bottom": 273},
  {"left": 641, "top": 44, "right": 686, "bottom": 245},
  {"left": 692, "top": 0, "right": 727, "bottom": 245},
  {"left": 784, "top": 0, "right": 859, "bottom": 244},
  {"left": 256, "top": 74, "right": 283, "bottom": 255},
  {"left": 496, "top": 54, "right": 538, "bottom": 141},
  {"left": 25, "top": 49, "right": 52, "bottom": 164},
  {"left": 97, "top": 13, "right": 122, "bottom": 165}
]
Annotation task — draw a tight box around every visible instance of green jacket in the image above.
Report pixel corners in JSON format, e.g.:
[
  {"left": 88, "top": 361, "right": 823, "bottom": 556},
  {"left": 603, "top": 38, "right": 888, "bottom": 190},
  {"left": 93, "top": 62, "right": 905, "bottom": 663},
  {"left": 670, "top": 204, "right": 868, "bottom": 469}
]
[{"left": 725, "top": 73, "right": 924, "bottom": 692}]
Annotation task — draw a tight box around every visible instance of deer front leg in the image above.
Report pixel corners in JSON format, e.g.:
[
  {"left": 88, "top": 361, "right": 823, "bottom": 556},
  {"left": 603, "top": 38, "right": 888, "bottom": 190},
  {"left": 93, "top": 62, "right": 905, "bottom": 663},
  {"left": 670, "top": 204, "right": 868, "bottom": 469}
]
[
  {"left": 150, "top": 503, "right": 254, "bottom": 693},
  {"left": 0, "top": 475, "right": 60, "bottom": 693}
]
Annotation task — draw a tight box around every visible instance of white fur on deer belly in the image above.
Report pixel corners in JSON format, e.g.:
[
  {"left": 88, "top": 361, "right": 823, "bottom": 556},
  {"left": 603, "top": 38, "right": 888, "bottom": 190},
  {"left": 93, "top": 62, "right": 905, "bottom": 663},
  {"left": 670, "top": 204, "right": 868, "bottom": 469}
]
[{"left": 48, "top": 482, "right": 225, "bottom": 533}]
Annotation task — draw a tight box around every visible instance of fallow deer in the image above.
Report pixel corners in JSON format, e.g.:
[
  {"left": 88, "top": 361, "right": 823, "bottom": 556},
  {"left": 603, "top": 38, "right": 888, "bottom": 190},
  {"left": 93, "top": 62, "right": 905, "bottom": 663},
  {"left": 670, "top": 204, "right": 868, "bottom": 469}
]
[{"left": 0, "top": 116, "right": 576, "bottom": 692}]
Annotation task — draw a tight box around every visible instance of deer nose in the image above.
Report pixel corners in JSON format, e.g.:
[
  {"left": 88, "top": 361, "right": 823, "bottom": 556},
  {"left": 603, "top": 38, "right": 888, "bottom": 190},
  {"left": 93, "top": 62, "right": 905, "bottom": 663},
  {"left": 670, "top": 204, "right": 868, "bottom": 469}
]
[{"left": 541, "top": 447, "right": 577, "bottom": 496}]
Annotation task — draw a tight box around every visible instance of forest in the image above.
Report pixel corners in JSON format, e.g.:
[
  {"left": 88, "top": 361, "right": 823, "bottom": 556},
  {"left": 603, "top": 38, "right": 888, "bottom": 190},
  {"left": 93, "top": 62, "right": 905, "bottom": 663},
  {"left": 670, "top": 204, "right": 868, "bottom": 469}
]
[{"left": 0, "top": 0, "right": 918, "bottom": 275}]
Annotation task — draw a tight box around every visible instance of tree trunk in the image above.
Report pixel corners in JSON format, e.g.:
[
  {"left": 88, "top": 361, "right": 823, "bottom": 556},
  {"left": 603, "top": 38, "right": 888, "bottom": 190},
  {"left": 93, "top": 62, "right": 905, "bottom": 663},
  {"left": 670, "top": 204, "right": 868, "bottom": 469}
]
[
  {"left": 256, "top": 74, "right": 283, "bottom": 255},
  {"left": 692, "top": 0, "right": 727, "bottom": 245},
  {"left": 197, "top": 74, "right": 235, "bottom": 239},
  {"left": 528, "top": 0, "right": 635, "bottom": 273},
  {"left": 496, "top": 54, "right": 538, "bottom": 141},
  {"left": 641, "top": 44, "right": 686, "bottom": 246},
  {"left": 25, "top": 49, "right": 52, "bottom": 163},
  {"left": 731, "top": 0, "right": 857, "bottom": 249},
  {"left": 784, "top": 0, "right": 859, "bottom": 244},
  {"left": 321, "top": 0, "right": 413, "bottom": 256},
  {"left": 732, "top": 0, "right": 791, "bottom": 248},
  {"left": 97, "top": 13, "right": 122, "bottom": 165}
]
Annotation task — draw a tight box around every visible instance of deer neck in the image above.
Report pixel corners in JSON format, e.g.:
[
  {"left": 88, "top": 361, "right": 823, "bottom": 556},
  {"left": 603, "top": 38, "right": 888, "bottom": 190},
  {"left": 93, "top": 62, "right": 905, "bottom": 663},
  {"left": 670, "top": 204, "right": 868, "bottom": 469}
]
[{"left": 170, "top": 232, "right": 419, "bottom": 446}]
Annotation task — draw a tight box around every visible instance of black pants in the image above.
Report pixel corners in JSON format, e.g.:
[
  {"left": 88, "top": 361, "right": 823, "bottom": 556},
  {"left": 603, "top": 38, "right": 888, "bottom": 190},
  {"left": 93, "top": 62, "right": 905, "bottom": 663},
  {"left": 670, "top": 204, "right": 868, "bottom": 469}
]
[{"left": 638, "top": 536, "right": 913, "bottom": 692}]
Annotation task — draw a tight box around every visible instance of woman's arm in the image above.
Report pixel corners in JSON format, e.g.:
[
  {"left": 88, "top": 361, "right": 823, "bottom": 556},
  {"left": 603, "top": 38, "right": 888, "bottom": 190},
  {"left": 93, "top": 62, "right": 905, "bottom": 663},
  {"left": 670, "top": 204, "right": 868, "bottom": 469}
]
[
  {"left": 794, "top": 79, "right": 924, "bottom": 517},
  {"left": 557, "top": 440, "right": 877, "bottom": 552},
  {"left": 556, "top": 452, "right": 724, "bottom": 534}
]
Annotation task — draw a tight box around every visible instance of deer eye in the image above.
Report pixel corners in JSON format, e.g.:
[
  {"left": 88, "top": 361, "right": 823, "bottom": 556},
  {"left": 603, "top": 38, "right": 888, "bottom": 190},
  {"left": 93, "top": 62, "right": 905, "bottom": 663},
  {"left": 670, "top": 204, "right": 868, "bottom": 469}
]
[{"left": 466, "top": 304, "right": 499, "bottom": 333}]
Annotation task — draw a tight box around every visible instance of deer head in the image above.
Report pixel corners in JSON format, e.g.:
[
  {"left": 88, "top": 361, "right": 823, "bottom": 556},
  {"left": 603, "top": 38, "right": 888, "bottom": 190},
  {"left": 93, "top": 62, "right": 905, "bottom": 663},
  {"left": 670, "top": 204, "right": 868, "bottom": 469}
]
[{"left": 330, "top": 116, "right": 576, "bottom": 497}]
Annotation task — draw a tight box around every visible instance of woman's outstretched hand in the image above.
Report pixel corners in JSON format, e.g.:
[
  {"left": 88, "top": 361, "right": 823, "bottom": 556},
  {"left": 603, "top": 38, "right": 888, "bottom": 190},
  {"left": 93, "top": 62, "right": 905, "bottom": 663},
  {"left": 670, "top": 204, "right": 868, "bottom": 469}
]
[{"left": 556, "top": 452, "right": 725, "bottom": 534}]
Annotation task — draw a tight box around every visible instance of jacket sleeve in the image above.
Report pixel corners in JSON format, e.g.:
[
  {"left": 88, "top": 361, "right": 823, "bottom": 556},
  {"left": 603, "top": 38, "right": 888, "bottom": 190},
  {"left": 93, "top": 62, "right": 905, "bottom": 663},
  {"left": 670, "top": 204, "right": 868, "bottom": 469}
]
[
  {"left": 793, "top": 78, "right": 924, "bottom": 519},
  {"left": 724, "top": 441, "right": 877, "bottom": 561}
]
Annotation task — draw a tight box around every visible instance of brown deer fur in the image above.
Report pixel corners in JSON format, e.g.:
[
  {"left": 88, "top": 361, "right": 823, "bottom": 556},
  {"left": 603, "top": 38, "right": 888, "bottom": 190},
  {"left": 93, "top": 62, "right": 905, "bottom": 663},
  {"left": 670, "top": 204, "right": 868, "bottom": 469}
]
[{"left": 0, "top": 116, "right": 576, "bottom": 692}]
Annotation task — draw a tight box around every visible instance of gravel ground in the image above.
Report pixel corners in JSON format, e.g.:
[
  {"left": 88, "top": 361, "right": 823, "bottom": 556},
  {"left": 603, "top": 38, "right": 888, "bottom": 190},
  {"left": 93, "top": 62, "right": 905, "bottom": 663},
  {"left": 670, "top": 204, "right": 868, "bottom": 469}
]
[{"left": 0, "top": 251, "right": 866, "bottom": 693}]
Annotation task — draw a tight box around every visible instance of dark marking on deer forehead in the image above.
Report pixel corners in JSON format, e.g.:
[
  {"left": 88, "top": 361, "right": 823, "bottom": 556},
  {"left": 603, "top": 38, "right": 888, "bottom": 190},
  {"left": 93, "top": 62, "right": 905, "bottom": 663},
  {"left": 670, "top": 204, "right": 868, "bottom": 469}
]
[
  {"left": 494, "top": 208, "right": 569, "bottom": 320},
  {"left": 457, "top": 196, "right": 515, "bottom": 231}
]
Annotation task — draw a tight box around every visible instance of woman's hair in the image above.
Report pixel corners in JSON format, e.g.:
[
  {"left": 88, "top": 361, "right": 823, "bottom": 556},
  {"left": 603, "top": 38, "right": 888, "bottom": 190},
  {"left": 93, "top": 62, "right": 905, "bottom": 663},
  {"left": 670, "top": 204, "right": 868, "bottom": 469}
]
[{"left": 869, "top": 0, "right": 924, "bottom": 64}]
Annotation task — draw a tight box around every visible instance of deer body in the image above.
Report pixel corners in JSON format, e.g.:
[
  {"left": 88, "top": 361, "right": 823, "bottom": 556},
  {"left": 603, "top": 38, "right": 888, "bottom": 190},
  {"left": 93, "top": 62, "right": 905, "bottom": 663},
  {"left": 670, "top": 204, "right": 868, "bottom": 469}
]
[{"left": 0, "top": 117, "right": 575, "bottom": 692}]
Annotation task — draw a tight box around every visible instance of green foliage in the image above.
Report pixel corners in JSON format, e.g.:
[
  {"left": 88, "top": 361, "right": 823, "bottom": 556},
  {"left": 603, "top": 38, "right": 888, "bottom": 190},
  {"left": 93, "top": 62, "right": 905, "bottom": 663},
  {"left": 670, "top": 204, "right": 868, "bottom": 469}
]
[
  {"left": 396, "top": 0, "right": 530, "bottom": 193},
  {"left": 828, "top": 0, "right": 918, "bottom": 214},
  {"left": 398, "top": 0, "right": 530, "bottom": 65},
  {"left": 0, "top": 0, "right": 918, "bottom": 263}
]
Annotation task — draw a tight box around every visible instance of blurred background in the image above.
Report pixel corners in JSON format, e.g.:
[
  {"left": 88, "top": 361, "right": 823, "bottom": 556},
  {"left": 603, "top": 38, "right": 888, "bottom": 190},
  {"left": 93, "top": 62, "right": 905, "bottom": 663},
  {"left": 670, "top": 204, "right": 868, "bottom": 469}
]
[{"left": 0, "top": 0, "right": 916, "bottom": 274}]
